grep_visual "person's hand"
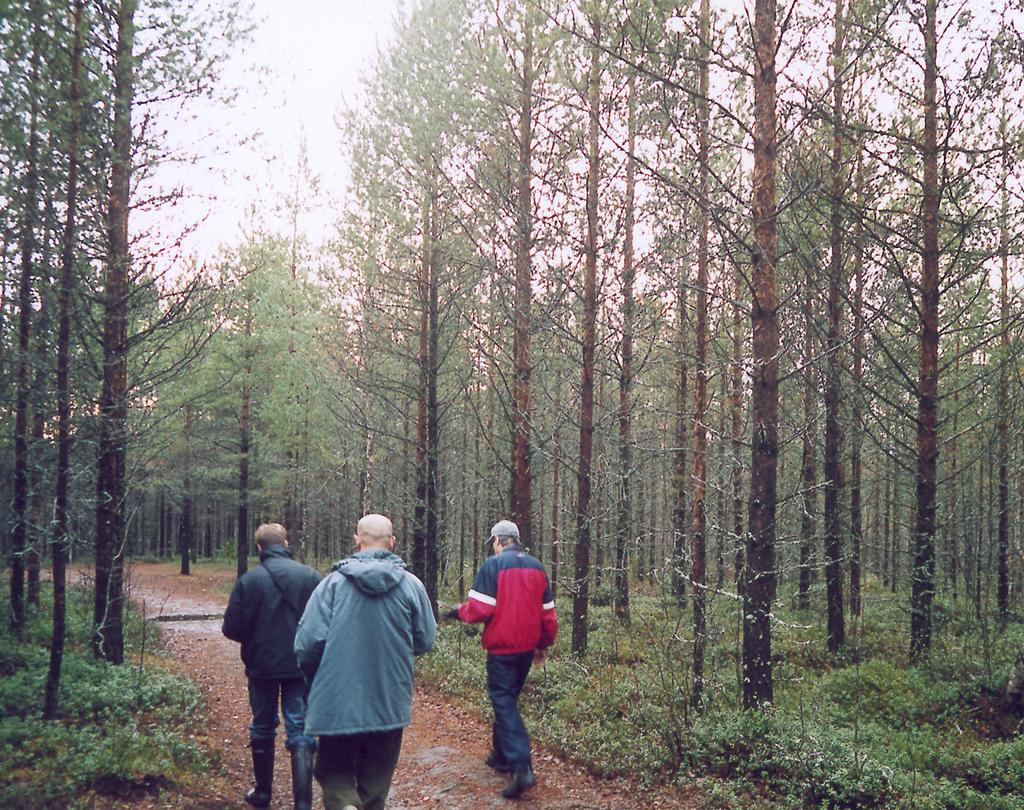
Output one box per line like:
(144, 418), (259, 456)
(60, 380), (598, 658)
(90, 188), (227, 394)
(437, 602), (461, 621)
(533, 648), (548, 665)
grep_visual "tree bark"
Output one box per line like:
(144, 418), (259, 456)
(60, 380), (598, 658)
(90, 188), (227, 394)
(882, 448), (891, 589)
(672, 291), (689, 605)
(731, 261), (745, 591)
(997, 112), (1010, 628)
(850, 144), (864, 618)
(45, 0), (85, 720)
(237, 313), (252, 578)
(426, 195), (440, 621)
(690, 0), (712, 708)
(414, 175), (440, 621)
(948, 333), (960, 601)
(614, 73), (637, 624)
(28, 292), (49, 607)
(823, 0), (847, 653)
(799, 262), (817, 612)
(911, 0), (940, 663)
(572, 19), (601, 659)
(510, 19), (534, 549)
(11, 8), (42, 633)
(743, 0), (779, 710)
(550, 385), (561, 596)
(94, 0), (137, 664)
(179, 404), (195, 576)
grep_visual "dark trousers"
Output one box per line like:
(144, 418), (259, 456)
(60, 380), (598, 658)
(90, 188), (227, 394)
(315, 728), (404, 810)
(248, 676), (315, 750)
(486, 650), (534, 771)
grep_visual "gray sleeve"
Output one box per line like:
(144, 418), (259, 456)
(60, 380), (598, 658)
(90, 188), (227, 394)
(294, 576), (335, 680)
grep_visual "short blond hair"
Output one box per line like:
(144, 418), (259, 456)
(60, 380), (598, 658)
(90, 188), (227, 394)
(255, 523), (287, 548)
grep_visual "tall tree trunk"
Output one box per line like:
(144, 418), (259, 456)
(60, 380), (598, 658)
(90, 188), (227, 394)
(743, 0), (779, 710)
(94, 0), (137, 664)
(551, 385), (561, 595)
(799, 261), (817, 612)
(614, 74), (637, 624)
(948, 333), (960, 601)
(997, 111), (1010, 628)
(510, 19), (534, 549)
(237, 370), (251, 578)
(882, 448), (891, 589)
(472, 383), (482, 576)
(414, 176), (440, 621)
(823, 0), (847, 653)
(716, 352), (729, 589)
(414, 190), (431, 585)
(850, 145), (864, 618)
(11, 10), (42, 633)
(731, 261), (745, 591)
(179, 404), (195, 576)
(973, 459), (983, 618)
(204, 504), (213, 558)
(426, 195), (440, 621)
(45, 0), (85, 720)
(911, 0), (940, 663)
(672, 292), (689, 604)
(28, 292), (49, 608)
(690, 0), (712, 708)
(892, 450), (901, 594)
(27, 176), (54, 606)
(459, 418), (468, 598)
(572, 19), (601, 659)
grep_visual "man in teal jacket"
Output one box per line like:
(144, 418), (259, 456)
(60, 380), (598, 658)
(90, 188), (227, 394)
(294, 513), (436, 810)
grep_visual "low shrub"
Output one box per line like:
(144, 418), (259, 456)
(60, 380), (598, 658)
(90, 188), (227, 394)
(0, 583), (211, 809)
(686, 710), (896, 808)
(422, 588), (1024, 808)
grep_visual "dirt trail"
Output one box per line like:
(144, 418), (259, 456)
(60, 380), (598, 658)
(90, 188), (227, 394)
(122, 561), (701, 810)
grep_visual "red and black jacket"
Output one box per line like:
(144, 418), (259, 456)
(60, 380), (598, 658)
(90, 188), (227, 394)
(457, 544), (557, 655)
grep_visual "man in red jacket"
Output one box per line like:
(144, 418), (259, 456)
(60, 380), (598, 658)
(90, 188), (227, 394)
(447, 519), (557, 799)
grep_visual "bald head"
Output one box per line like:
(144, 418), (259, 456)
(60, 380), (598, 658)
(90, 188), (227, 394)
(355, 513), (395, 550)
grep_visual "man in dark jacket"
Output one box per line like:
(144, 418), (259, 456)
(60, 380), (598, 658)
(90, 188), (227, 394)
(447, 519), (558, 799)
(294, 513), (436, 810)
(223, 523), (321, 810)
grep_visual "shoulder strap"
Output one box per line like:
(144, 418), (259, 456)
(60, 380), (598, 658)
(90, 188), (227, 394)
(261, 562), (301, 618)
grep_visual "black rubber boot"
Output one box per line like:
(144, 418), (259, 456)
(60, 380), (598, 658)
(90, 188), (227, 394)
(485, 749), (512, 773)
(501, 767), (537, 799)
(290, 744), (314, 810)
(245, 741), (274, 807)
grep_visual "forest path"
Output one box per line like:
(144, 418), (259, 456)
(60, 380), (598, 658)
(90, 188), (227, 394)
(121, 561), (702, 810)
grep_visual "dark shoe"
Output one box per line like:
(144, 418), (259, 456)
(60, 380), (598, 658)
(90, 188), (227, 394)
(290, 745), (314, 810)
(485, 749), (512, 773)
(245, 741), (274, 807)
(501, 767), (537, 799)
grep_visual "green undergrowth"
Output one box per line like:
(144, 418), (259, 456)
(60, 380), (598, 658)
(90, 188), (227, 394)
(420, 579), (1024, 809)
(0, 582), (211, 809)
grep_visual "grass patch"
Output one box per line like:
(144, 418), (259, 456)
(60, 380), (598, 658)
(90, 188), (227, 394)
(0, 580), (212, 809)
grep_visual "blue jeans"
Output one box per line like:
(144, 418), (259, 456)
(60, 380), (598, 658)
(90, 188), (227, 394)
(486, 651), (534, 771)
(247, 676), (315, 751)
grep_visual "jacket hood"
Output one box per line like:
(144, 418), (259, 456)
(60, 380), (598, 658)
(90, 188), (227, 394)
(333, 549), (406, 595)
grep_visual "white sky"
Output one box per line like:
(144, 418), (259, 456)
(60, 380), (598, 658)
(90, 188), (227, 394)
(153, 0), (405, 265)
